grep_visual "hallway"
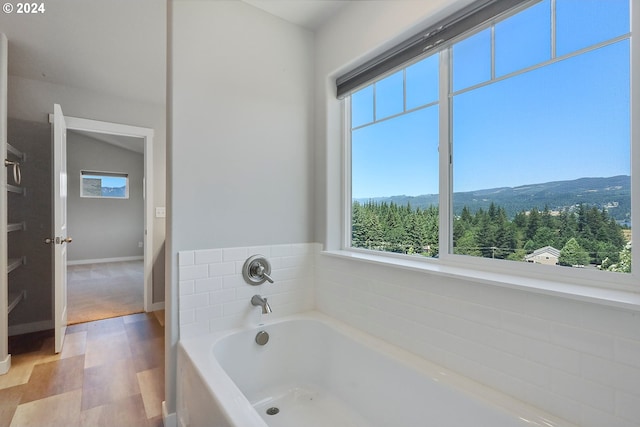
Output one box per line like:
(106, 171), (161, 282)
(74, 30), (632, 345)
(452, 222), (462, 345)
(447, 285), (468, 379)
(67, 261), (144, 324)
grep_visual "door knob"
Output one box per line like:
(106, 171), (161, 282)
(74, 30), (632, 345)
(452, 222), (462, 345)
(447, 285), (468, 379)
(44, 237), (73, 244)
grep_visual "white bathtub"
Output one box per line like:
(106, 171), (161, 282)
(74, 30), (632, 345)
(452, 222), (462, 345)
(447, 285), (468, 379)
(177, 312), (573, 427)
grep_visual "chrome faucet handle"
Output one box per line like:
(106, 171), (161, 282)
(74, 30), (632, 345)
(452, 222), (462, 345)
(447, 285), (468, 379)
(243, 255), (274, 285)
(255, 263), (274, 283)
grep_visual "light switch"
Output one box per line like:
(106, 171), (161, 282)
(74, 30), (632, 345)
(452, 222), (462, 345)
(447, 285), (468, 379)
(155, 207), (166, 218)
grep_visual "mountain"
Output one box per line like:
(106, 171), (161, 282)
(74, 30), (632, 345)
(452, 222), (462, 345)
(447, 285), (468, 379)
(102, 186), (127, 197)
(355, 175), (631, 224)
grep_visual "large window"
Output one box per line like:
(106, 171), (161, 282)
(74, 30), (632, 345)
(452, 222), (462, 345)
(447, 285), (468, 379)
(348, 0), (633, 278)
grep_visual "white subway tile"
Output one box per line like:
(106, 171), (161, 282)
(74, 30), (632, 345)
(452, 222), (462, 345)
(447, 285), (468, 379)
(195, 249), (223, 265)
(501, 311), (553, 343)
(270, 244), (293, 257)
(616, 391), (640, 424)
(223, 275), (245, 289)
(223, 247), (248, 262)
(223, 299), (253, 316)
(179, 280), (195, 296)
(521, 339), (582, 375)
(615, 337), (640, 369)
(209, 261), (236, 277)
(196, 305), (223, 322)
(179, 309), (195, 325)
(179, 264), (209, 281)
(180, 322), (209, 340)
(195, 277), (223, 293)
(551, 370), (615, 413)
(209, 289), (236, 305)
(582, 354), (640, 397)
(551, 323), (614, 359)
(580, 305), (640, 341)
(179, 293), (209, 311)
(246, 246), (271, 257)
(178, 251), (195, 266)
(580, 404), (638, 427)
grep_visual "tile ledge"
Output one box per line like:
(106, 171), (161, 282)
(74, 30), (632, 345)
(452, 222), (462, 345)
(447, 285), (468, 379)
(321, 250), (640, 312)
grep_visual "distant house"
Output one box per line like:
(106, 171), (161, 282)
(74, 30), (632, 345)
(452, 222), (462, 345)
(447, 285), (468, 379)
(525, 246), (561, 265)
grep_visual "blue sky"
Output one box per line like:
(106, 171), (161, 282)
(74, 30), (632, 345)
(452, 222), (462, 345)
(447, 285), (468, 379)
(84, 175), (126, 188)
(351, 0), (630, 199)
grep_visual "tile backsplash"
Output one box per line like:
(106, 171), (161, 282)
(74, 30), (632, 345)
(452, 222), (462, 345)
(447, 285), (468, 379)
(178, 243), (318, 339)
(178, 244), (640, 426)
(315, 254), (640, 427)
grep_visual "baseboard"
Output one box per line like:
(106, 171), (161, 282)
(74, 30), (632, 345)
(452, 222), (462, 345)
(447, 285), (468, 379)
(149, 301), (165, 311)
(67, 256), (144, 266)
(162, 401), (177, 427)
(8, 320), (53, 336)
(0, 353), (10, 375)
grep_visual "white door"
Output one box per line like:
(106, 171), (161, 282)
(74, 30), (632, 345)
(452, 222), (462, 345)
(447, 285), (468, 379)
(52, 104), (69, 353)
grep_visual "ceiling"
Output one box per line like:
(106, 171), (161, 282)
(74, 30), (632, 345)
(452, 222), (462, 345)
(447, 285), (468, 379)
(0, 0), (166, 106)
(0, 0), (343, 150)
(241, 1), (348, 30)
(0, 0), (343, 107)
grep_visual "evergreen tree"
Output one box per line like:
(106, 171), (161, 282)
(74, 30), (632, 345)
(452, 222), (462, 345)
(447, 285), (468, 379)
(559, 238), (590, 267)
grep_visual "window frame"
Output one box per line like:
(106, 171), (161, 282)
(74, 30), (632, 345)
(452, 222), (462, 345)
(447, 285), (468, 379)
(341, 0), (639, 293)
(80, 170), (130, 200)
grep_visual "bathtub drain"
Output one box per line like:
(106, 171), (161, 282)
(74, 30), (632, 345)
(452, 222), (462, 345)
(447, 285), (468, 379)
(266, 407), (280, 416)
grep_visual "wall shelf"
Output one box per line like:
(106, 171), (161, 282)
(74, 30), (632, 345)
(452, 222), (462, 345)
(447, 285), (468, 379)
(6, 184), (24, 195)
(6, 143), (25, 161)
(7, 257), (25, 274)
(7, 290), (25, 314)
(7, 222), (25, 233)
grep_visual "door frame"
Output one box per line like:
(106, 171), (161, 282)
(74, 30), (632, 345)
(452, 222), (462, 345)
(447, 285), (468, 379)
(61, 116), (154, 312)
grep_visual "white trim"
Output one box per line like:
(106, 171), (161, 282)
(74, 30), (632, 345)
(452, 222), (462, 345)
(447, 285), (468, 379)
(162, 402), (177, 427)
(50, 115), (155, 313)
(0, 353), (9, 375)
(0, 33), (8, 377)
(149, 301), (165, 312)
(8, 320), (53, 336)
(67, 256), (144, 266)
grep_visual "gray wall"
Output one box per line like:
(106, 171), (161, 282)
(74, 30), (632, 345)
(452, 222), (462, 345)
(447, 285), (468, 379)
(167, 0), (315, 414)
(67, 131), (144, 262)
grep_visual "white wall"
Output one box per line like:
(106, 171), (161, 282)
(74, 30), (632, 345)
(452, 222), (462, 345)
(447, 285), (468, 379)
(314, 1), (640, 426)
(171, 1), (314, 252)
(168, 0), (315, 416)
(67, 132), (144, 262)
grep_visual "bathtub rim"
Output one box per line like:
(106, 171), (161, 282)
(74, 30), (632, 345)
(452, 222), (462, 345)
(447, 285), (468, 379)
(178, 310), (575, 427)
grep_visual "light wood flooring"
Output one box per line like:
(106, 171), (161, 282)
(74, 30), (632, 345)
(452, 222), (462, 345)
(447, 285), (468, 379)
(0, 312), (165, 427)
(67, 261), (144, 324)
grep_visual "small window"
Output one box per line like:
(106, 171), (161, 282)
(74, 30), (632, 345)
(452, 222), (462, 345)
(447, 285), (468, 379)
(80, 171), (129, 199)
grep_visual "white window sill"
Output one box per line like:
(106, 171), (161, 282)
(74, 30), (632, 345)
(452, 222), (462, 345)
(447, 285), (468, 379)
(321, 250), (640, 312)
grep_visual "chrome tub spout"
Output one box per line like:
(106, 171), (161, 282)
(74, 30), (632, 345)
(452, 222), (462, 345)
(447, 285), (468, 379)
(251, 295), (272, 314)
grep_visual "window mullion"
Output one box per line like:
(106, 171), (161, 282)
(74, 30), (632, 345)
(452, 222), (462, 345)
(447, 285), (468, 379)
(551, 0), (556, 59)
(438, 48), (453, 257)
(631, 0), (639, 276)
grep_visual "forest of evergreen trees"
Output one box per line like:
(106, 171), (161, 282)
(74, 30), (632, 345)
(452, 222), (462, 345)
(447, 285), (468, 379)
(352, 201), (631, 272)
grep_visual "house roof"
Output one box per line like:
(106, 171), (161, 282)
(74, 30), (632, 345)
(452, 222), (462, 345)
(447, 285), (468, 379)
(525, 246), (561, 259)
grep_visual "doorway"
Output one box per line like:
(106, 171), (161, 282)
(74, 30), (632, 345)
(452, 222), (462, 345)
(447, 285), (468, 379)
(59, 115), (154, 322)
